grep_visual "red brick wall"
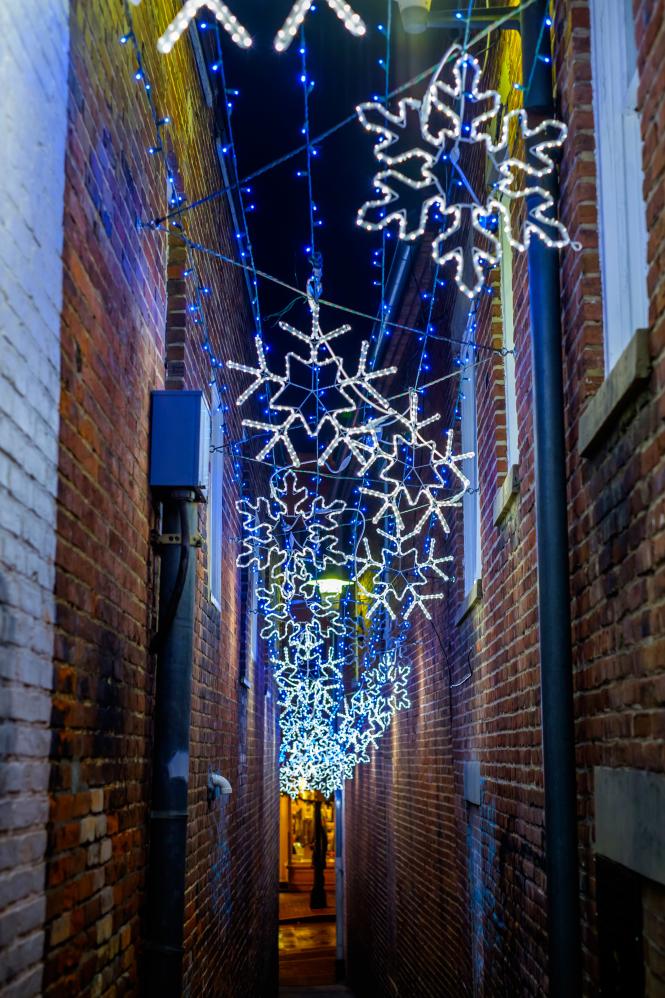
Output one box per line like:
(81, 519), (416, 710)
(345, 3), (665, 996)
(45, 1), (278, 994)
(558, 0), (665, 990)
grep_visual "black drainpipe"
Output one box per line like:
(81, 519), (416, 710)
(520, 4), (581, 995)
(145, 490), (198, 996)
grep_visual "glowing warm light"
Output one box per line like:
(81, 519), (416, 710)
(316, 577), (349, 597)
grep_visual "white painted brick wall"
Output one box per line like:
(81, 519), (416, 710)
(0, 2), (69, 993)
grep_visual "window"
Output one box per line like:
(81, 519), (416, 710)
(208, 395), (224, 608)
(456, 298), (481, 596)
(499, 210), (519, 469)
(590, 0), (649, 372)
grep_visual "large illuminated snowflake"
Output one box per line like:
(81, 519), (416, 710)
(361, 390), (473, 540)
(228, 296), (398, 467)
(237, 470), (350, 576)
(357, 45), (573, 298)
(356, 533), (453, 621)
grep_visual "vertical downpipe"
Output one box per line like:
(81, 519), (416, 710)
(145, 491), (198, 996)
(520, 4), (581, 995)
(335, 788), (345, 980)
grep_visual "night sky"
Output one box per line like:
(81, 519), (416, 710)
(219, 1), (456, 343)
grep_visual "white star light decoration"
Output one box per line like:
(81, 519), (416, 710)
(357, 46), (575, 299)
(151, 0), (366, 55)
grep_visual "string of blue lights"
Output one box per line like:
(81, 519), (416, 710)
(117, 0), (559, 796)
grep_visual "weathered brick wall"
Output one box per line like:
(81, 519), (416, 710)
(345, 3), (665, 996)
(44, 1), (278, 994)
(557, 0), (665, 990)
(0, 3), (70, 994)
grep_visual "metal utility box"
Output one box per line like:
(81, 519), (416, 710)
(149, 390), (210, 492)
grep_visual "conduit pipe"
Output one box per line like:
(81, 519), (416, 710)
(145, 491), (198, 996)
(520, 4), (581, 994)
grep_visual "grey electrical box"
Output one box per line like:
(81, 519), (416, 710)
(149, 390), (210, 492)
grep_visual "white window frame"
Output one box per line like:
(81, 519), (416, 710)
(455, 297), (481, 596)
(241, 514), (260, 687)
(499, 207), (519, 469)
(590, 0), (649, 373)
(208, 395), (224, 609)
(248, 562), (259, 667)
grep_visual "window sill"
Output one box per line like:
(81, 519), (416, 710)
(579, 328), (651, 456)
(493, 463), (520, 526)
(239, 675), (252, 690)
(455, 577), (483, 626)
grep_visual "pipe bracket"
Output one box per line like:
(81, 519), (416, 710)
(152, 531), (203, 549)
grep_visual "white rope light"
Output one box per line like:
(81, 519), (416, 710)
(274, 0), (366, 53)
(228, 295), (398, 467)
(361, 389), (473, 540)
(237, 470), (350, 576)
(279, 645), (412, 797)
(156, 0), (252, 54)
(356, 533), (453, 621)
(357, 45), (574, 299)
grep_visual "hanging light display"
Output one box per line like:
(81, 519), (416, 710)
(229, 290), (473, 796)
(118, 0), (491, 798)
(227, 295), (399, 468)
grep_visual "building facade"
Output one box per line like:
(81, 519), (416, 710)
(345, 1), (665, 996)
(0, 1), (279, 995)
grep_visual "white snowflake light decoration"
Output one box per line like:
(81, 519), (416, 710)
(356, 533), (453, 621)
(237, 470), (350, 576)
(228, 295), (398, 467)
(357, 45), (574, 298)
(278, 643), (412, 797)
(360, 389), (473, 541)
(228, 281), (474, 795)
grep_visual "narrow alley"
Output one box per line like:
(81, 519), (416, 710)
(1, 1), (665, 997)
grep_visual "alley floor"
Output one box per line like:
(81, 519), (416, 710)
(279, 988), (354, 997)
(279, 917), (337, 988)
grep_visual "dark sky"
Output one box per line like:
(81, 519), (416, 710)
(219, 1), (453, 343)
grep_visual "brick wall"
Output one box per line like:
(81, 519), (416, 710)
(558, 0), (665, 990)
(0, 3), (70, 994)
(345, 3), (665, 996)
(42, 1), (278, 994)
